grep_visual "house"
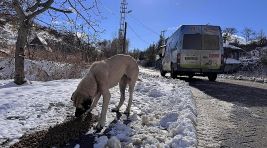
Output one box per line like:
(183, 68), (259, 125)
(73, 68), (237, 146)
(223, 43), (246, 59)
(223, 43), (244, 73)
(29, 34), (52, 52)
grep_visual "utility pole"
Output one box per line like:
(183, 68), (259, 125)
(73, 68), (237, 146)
(159, 30), (166, 57)
(118, 0), (128, 54)
(160, 30), (166, 46)
(123, 22), (127, 53)
(161, 30), (166, 39)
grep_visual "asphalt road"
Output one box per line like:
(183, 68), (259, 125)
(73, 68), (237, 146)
(180, 77), (267, 148)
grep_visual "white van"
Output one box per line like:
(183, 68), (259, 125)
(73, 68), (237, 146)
(160, 25), (224, 81)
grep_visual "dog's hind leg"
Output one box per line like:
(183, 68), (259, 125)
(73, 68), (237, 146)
(112, 75), (127, 112)
(124, 81), (135, 115)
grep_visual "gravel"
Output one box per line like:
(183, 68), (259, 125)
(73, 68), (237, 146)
(188, 77), (267, 148)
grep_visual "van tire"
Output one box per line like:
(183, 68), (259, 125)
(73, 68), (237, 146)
(170, 63), (176, 79)
(188, 74), (194, 79)
(208, 74), (217, 81)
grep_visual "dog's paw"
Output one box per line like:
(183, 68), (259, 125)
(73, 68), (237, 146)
(95, 124), (103, 133)
(123, 111), (130, 116)
(111, 108), (119, 112)
(95, 127), (103, 133)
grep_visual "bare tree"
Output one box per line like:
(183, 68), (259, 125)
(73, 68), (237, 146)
(222, 27), (238, 43)
(1, 0), (101, 85)
(257, 29), (266, 40)
(242, 27), (256, 43)
(256, 29), (267, 46)
(223, 27), (237, 35)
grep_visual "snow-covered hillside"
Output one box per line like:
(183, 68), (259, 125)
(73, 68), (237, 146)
(0, 23), (17, 46)
(0, 22), (61, 46)
(0, 67), (197, 147)
(0, 58), (86, 81)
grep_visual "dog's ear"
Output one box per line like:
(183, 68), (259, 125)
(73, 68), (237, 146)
(71, 93), (75, 101)
(83, 97), (92, 107)
(71, 93), (77, 107)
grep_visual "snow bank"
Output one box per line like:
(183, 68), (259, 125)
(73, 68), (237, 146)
(225, 58), (241, 64)
(93, 68), (197, 147)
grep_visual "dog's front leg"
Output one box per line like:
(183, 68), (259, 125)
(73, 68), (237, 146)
(89, 93), (101, 111)
(96, 90), (110, 130)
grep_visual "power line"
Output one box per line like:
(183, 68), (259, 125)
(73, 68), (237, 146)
(99, 2), (115, 16)
(98, 1), (118, 16)
(128, 23), (151, 45)
(128, 14), (160, 36)
(98, 2), (160, 38)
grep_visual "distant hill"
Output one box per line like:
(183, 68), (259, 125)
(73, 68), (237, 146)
(0, 19), (89, 54)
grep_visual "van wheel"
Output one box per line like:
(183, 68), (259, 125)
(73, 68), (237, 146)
(208, 74), (217, 81)
(188, 74), (194, 79)
(170, 63), (176, 79)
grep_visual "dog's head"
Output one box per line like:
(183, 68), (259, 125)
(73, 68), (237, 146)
(71, 92), (92, 117)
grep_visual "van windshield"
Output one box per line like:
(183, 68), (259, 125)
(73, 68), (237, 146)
(183, 34), (219, 50)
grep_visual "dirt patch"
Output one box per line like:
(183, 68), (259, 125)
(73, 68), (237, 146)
(10, 112), (97, 148)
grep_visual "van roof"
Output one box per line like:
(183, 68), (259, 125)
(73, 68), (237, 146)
(180, 25), (221, 28)
(178, 25), (221, 35)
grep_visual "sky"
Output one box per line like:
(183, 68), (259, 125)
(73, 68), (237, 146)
(96, 0), (267, 50)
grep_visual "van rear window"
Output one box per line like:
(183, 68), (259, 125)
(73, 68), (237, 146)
(183, 34), (219, 50)
(183, 34), (202, 50)
(203, 35), (219, 49)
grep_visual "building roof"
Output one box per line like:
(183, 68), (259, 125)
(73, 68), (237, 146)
(30, 34), (48, 46)
(223, 43), (242, 50)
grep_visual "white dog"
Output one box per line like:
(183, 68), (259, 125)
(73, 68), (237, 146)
(71, 54), (139, 130)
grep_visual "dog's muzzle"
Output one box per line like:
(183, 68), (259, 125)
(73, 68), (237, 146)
(75, 99), (91, 117)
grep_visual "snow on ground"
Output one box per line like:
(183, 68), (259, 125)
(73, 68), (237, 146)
(138, 67), (161, 76)
(225, 58), (241, 64)
(218, 74), (267, 83)
(0, 79), (79, 146)
(0, 67), (197, 147)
